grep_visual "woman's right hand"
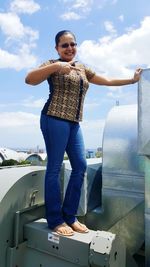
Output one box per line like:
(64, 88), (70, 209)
(57, 61), (81, 74)
(132, 68), (142, 83)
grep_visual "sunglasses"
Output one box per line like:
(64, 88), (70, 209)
(59, 42), (77, 48)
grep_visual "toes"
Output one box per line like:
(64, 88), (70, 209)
(70, 221), (89, 233)
(53, 223), (74, 236)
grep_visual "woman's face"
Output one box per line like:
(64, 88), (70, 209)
(56, 33), (77, 62)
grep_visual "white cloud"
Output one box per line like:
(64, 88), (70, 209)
(23, 97), (45, 108)
(60, 0), (117, 21)
(104, 20), (117, 34)
(0, 12), (24, 39)
(0, 112), (44, 148)
(72, 0), (93, 12)
(0, 97), (45, 109)
(0, 47), (37, 70)
(10, 0), (40, 14)
(61, 0), (93, 9)
(106, 86), (137, 102)
(60, 0), (93, 20)
(97, 0), (117, 9)
(0, 1), (39, 70)
(60, 12), (81, 20)
(0, 112), (39, 128)
(81, 119), (105, 148)
(0, 12), (38, 42)
(78, 16), (150, 78)
(84, 102), (100, 110)
(0, 111), (104, 148)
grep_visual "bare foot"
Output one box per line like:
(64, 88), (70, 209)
(70, 221), (89, 233)
(53, 223), (74, 236)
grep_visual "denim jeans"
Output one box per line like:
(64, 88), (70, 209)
(40, 114), (87, 229)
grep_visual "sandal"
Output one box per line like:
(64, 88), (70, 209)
(70, 220), (89, 233)
(53, 223), (74, 236)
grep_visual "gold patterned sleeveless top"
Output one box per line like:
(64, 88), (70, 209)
(41, 59), (95, 122)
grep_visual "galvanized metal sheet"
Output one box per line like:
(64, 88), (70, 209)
(0, 166), (45, 267)
(138, 68), (150, 155)
(0, 166), (45, 201)
(24, 219), (96, 266)
(102, 103), (145, 202)
(86, 104), (145, 256)
(145, 213), (150, 267)
(145, 157), (150, 213)
(103, 105), (144, 178)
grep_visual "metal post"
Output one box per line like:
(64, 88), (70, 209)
(144, 157), (150, 266)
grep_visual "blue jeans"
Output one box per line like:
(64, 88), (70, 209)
(40, 114), (87, 229)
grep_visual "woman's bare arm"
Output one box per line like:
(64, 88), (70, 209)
(90, 68), (142, 86)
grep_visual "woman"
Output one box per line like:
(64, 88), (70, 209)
(25, 30), (142, 236)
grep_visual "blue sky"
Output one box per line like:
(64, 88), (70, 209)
(0, 0), (150, 150)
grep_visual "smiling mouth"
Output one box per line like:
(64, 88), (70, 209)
(65, 52), (74, 55)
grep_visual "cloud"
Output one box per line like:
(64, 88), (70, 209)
(97, 0), (117, 9)
(22, 97), (45, 108)
(0, 46), (38, 70)
(81, 119), (105, 148)
(0, 12), (24, 39)
(60, 0), (93, 20)
(61, 0), (93, 9)
(0, 97), (45, 109)
(0, 112), (39, 128)
(60, 12), (81, 20)
(0, 1), (40, 70)
(72, 0), (93, 12)
(60, 0), (117, 21)
(0, 111), (104, 148)
(106, 86), (137, 103)
(104, 20), (117, 34)
(84, 102), (101, 110)
(0, 12), (39, 45)
(10, 0), (40, 14)
(0, 111), (44, 148)
(78, 16), (150, 78)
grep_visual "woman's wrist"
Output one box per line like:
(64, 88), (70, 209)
(131, 78), (136, 84)
(55, 62), (63, 72)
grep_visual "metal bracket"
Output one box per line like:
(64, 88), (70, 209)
(29, 189), (39, 207)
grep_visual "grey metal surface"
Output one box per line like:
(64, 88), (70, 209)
(138, 68), (150, 155)
(7, 242), (79, 267)
(85, 104), (145, 256)
(145, 157), (150, 215)
(137, 68), (150, 266)
(90, 230), (126, 267)
(0, 166), (45, 267)
(24, 218), (95, 266)
(22, 218), (125, 267)
(103, 104), (144, 179)
(142, 142), (150, 266)
(145, 213), (150, 267)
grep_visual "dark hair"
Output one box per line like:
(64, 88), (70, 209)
(55, 30), (76, 46)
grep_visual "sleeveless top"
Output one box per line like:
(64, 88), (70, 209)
(41, 59), (95, 122)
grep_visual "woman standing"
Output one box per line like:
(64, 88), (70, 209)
(25, 30), (141, 236)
